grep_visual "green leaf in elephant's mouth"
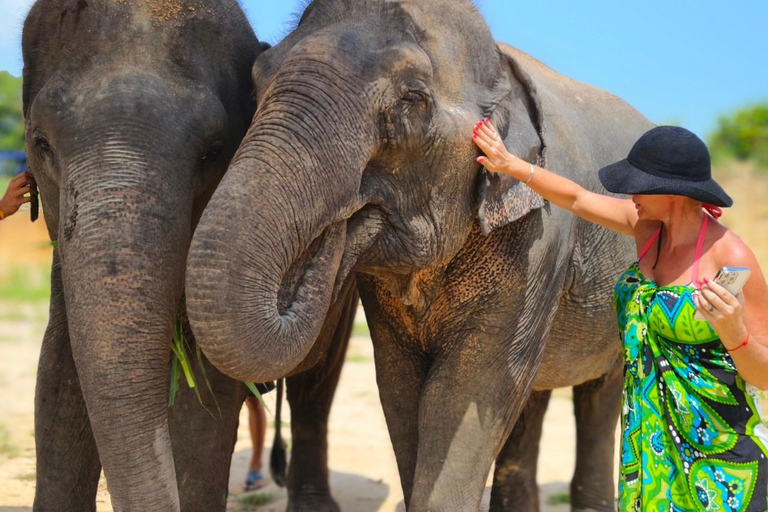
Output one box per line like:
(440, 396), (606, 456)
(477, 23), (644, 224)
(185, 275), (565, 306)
(168, 303), (266, 414)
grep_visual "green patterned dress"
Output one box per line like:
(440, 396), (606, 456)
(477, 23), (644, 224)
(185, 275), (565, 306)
(615, 217), (768, 512)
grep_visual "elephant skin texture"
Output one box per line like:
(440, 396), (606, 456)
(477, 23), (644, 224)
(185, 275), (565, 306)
(23, 1), (356, 511)
(186, 1), (654, 511)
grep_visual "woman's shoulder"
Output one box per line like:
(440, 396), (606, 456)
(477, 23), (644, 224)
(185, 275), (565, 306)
(709, 223), (758, 269)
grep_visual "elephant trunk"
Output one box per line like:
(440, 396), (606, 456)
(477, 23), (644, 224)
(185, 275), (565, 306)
(187, 101), (371, 383)
(59, 151), (193, 510)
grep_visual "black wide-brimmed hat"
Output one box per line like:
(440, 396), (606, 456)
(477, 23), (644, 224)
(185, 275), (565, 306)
(598, 126), (733, 207)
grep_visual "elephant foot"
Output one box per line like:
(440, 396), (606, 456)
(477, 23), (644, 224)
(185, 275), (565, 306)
(286, 494), (340, 512)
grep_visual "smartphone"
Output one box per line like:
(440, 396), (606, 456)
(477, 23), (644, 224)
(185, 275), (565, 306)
(694, 266), (751, 321)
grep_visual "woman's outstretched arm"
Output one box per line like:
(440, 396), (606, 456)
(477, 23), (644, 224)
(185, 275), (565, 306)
(473, 119), (638, 236)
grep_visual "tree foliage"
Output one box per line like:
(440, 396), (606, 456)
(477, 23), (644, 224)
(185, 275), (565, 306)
(709, 104), (768, 168)
(0, 71), (24, 152)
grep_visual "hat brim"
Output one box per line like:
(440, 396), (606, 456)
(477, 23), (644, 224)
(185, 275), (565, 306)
(598, 158), (733, 207)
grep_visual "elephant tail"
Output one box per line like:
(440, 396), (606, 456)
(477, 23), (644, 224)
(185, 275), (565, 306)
(269, 378), (288, 487)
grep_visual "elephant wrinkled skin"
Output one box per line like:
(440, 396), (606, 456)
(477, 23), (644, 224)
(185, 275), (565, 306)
(23, 1), (356, 510)
(187, 0), (654, 511)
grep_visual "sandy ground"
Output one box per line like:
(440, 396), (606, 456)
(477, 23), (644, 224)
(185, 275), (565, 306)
(0, 163), (766, 511)
(3, 306), (764, 512)
(0, 298), (585, 512)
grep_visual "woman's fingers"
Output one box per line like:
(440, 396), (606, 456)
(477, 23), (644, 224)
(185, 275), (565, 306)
(476, 155), (492, 170)
(476, 119), (501, 145)
(477, 156), (501, 173)
(473, 136), (502, 168)
(694, 291), (712, 317)
(473, 118), (520, 176)
(704, 279), (739, 306)
(700, 285), (731, 314)
(473, 124), (494, 146)
(474, 118), (498, 138)
(472, 131), (491, 152)
(478, 119), (497, 138)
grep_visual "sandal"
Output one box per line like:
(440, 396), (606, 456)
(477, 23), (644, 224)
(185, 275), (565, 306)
(244, 470), (267, 491)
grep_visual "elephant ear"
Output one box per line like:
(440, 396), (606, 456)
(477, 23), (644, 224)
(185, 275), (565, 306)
(476, 45), (547, 236)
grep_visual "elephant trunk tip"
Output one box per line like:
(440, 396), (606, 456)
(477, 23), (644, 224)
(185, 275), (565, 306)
(187, 220), (347, 383)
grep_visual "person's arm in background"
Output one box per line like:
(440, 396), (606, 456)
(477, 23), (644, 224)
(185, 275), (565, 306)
(0, 172), (37, 220)
(473, 118), (638, 236)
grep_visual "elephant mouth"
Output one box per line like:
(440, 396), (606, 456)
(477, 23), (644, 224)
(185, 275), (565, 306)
(337, 205), (386, 280)
(277, 221), (346, 316)
(278, 204), (386, 313)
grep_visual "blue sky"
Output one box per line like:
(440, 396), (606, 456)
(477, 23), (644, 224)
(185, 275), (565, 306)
(1, 0), (766, 139)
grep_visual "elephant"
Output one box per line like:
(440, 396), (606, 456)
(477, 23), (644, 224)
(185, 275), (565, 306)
(185, 0), (654, 511)
(22, 0), (356, 510)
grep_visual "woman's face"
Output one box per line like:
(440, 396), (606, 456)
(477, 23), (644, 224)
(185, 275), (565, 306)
(631, 194), (675, 220)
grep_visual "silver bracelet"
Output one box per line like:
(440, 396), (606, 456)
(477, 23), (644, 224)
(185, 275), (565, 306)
(525, 162), (535, 184)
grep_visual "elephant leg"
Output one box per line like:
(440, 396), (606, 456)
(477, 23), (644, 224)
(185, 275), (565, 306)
(170, 327), (250, 512)
(406, 345), (543, 512)
(284, 282), (358, 512)
(490, 390), (552, 512)
(570, 363), (623, 512)
(34, 254), (102, 512)
(369, 329), (427, 507)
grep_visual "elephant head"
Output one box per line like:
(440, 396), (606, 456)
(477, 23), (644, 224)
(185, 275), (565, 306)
(23, 0), (261, 507)
(186, 0), (545, 382)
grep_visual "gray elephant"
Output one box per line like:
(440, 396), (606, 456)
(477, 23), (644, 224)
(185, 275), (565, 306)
(186, 0), (653, 511)
(22, 0), (355, 510)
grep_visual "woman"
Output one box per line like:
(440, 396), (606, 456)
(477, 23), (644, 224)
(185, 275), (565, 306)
(473, 121), (768, 511)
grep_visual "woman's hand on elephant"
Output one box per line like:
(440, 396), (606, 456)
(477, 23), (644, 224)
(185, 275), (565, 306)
(0, 172), (37, 218)
(693, 278), (749, 348)
(472, 119), (528, 179)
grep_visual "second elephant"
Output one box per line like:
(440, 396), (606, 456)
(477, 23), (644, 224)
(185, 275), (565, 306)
(187, 0), (653, 510)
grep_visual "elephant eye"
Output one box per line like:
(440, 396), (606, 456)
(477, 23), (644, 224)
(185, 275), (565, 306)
(202, 140), (225, 164)
(33, 130), (52, 153)
(399, 90), (425, 105)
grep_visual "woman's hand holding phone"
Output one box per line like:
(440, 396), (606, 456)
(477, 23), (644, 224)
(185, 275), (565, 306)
(694, 277), (749, 348)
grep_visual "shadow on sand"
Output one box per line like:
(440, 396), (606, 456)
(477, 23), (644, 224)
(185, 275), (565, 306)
(388, 481), (574, 512)
(228, 447), (390, 511)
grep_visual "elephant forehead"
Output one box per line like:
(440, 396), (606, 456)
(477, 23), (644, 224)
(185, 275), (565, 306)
(127, 0), (215, 25)
(377, 43), (433, 75)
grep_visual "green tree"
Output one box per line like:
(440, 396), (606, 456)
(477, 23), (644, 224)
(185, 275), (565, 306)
(0, 71), (25, 152)
(708, 104), (768, 168)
